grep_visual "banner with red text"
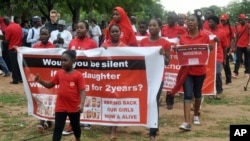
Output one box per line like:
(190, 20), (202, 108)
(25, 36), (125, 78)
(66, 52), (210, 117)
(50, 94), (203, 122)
(17, 47), (164, 128)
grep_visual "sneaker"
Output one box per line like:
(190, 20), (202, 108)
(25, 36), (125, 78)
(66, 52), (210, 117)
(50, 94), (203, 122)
(193, 116), (200, 125)
(232, 73), (238, 78)
(62, 125), (73, 135)
(166, 93), (174, 110)
(179, 122), (191, 131)
(0, 70), (3, 75)
(3, 73), (11, 77)
(83, 124), (91, 130)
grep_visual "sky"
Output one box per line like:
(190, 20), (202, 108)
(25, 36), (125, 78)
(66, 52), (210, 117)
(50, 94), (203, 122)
(159, 0), (235, 14)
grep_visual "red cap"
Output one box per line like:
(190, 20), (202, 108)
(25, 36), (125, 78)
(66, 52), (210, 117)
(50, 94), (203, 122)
(238, 14), (246, 19)
(220, 14), (229, 20)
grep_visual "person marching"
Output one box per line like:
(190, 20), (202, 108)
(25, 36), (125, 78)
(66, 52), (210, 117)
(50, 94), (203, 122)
(101, 24), (127, 141)
(140, 18), (171, 141)
(177, 12), (211, 131)
(232, 14), (250, 78)
(220, 14), (235, 84)
(34, 50), (86, 141)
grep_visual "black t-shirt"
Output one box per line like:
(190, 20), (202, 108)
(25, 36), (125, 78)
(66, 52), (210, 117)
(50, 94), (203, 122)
(45, 22), (58, 33)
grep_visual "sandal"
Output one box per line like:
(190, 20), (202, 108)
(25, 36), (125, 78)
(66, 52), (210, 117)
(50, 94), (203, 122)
(110, 136), (117, 141)
(37, 124), (44, 133)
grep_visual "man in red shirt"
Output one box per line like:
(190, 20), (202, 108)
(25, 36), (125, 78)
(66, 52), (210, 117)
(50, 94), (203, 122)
(161, 12), (186, 38)
(208, 15), (229, 98)
(3, 16), (23, 84)
(232, 14), (250, 78)
(203, 8), (215, 30)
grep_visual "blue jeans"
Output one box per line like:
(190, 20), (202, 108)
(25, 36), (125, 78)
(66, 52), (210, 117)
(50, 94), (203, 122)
(0, 56), (10, 74)
(183, 74), (206, 102)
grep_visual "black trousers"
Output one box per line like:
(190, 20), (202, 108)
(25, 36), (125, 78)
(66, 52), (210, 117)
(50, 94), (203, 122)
(8, 49), (22, 82)
(149, 82), (163, 137)
(234, 47), (250, 74)
(52, 112), (81, 141)
(223, 48), (232, 83)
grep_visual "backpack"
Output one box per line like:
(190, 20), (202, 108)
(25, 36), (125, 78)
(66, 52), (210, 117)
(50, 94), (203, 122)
(22, 29), (34, 47)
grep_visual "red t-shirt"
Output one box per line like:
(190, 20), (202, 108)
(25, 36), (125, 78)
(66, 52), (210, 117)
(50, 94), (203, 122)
(101, 40), (127, 47)
(140, 37), (171, 81)
(180, 31), (210, 75)
(203, 20), (210, 30)
(219, 24), (234, 47)
(209, 28), (228, 62)
(33, 42), (55, 48)
(140, 37), (171, 50)
(68, 37), (98, 50)
(5, 22), (22, 50)
(161, 25), (186, 38)
(52, 69), (85, 112)
(236, 24), (250, 47)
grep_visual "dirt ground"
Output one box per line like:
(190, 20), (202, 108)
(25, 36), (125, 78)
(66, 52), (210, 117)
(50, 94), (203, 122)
(1, 64), (250, 141)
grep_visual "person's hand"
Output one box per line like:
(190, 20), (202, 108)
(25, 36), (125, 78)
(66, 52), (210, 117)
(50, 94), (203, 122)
(78, 104), (84, 113)
(209, 44), (213, 51)
(159, 48), (165, 55)
(34, 74), (40, 82)
(214, 37), (219, 43)
(247, 44), (250, 51)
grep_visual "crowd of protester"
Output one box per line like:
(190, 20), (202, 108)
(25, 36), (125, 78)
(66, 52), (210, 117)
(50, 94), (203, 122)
(0, 6), (250, 141)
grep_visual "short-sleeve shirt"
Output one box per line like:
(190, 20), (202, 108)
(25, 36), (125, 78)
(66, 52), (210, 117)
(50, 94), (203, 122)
(140, 37), (171, 50)
(5, 22), (22, 50)
(180, 31), (210, 75)
(236, 24), (250, 48)
(209, 28), (228, 62)
(51, 69), (85, 112)
(33, 41), (55, 48)
(161, 25), (186, 38)
(68, 37), (98, 50)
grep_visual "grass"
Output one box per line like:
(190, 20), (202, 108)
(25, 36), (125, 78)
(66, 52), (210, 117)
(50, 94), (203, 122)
(1, 85), (250, 141)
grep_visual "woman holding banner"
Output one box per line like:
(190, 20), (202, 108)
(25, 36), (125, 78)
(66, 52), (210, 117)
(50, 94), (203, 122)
(101, 24), (127, 141)
(177, 13), (211, 131)
(140, 18), (171, 141)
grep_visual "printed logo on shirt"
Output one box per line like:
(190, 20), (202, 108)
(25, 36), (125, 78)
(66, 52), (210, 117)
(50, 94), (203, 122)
(70, 82), (75, 87)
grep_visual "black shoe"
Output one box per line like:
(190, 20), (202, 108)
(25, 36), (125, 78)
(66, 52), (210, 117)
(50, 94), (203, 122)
(225, 81), (231, 84)
(3, 73), (11, 77)
(10, 81), (18, 84)
(19, 80), (23, 83)
(166, 94), (174, 110)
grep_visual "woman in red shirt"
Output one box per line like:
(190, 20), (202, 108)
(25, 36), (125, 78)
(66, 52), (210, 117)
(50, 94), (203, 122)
(105, 6), (137, 46)
(140, 18), (171, 141)
(34, 50), (86, 141)
(102, 24), (127, 48)
(68, 21), (98, 50)
(178, 13), (210, 131)
(102, 24), (127, 141)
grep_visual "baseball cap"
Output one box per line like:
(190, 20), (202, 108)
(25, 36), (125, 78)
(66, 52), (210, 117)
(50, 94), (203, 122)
(220, 14), (229, 20)
(238, 14), (246, 19)
(58, 20), (66, 26)
(32, 16), (41, 22)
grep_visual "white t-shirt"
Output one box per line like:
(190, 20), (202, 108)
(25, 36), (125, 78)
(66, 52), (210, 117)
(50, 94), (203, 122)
(49, 30), (73, 48)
